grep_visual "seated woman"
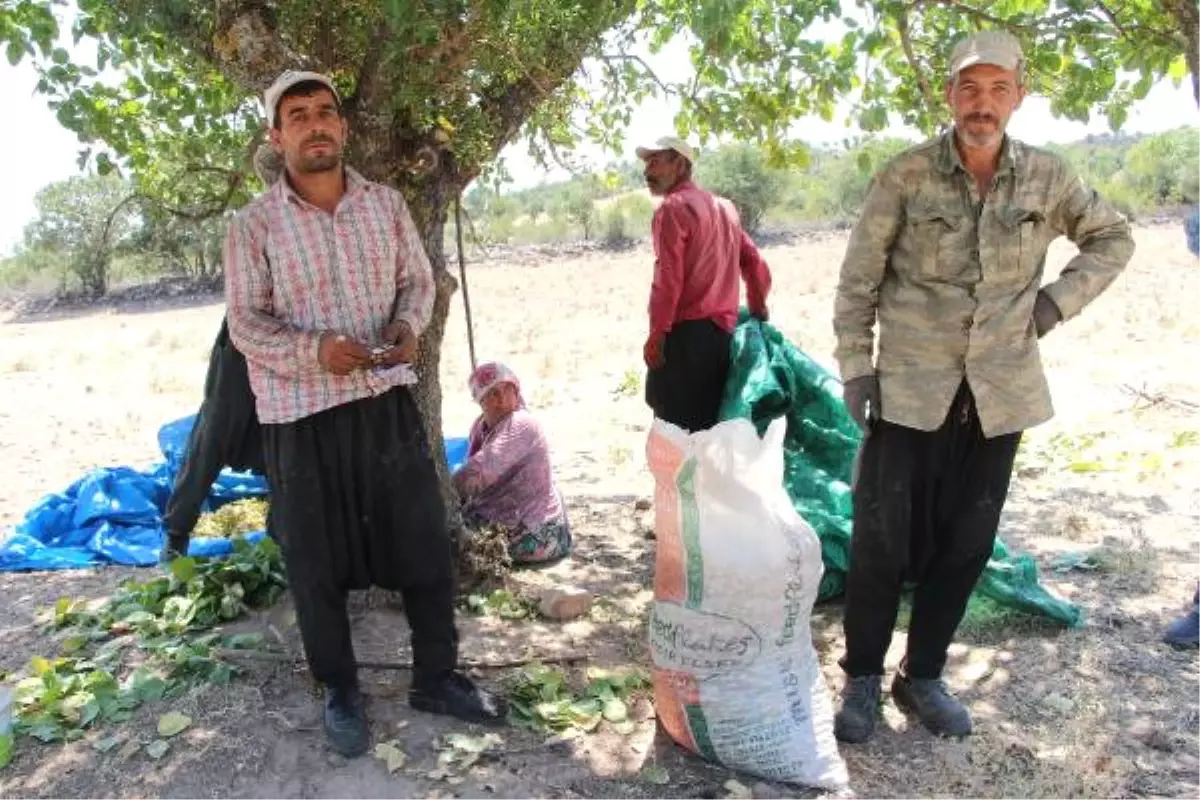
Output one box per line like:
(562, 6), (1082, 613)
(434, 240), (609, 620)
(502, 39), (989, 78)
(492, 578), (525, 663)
(453, 362), (571, 565)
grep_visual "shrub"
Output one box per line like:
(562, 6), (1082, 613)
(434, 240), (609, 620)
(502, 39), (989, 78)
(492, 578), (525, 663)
(696, 143), (785, 233)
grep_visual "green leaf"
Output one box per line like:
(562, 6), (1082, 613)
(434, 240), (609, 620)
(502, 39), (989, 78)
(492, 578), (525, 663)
(602, 698), (627, 723)
(0, 733), (12, 769)
(156, 711), (192, 737)
(1167, 55), (1188, 82)
(93, 735), (122, 753)
(25, 721), (62, 743)
(79, 698), (101, 726)
(374, 741), (408, 773)
(641, 765), (670, 785)
(5, 41), (24, 68)
(169, 557), (197, 583)
(222, 633), (264, 650)
(145, 739), (170, 759)
(443, 732), (501, 754)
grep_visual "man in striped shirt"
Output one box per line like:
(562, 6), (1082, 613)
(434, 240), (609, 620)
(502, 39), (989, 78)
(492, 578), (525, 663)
(225, 70), (505, 758)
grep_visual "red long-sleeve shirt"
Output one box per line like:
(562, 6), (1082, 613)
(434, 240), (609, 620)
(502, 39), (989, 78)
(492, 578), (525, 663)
(648, 180), (772, 336)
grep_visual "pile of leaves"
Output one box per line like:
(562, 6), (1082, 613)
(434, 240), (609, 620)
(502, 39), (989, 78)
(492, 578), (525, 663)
(462, 588), (539, 621)
(455, 524), (512, 596)
(1, 537), (286, 765)
(506, 664), (650, 735)
(191, 498), (269, 539)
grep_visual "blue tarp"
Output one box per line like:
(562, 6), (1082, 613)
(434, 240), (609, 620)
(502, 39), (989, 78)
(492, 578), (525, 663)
(0, 415), (470, 572)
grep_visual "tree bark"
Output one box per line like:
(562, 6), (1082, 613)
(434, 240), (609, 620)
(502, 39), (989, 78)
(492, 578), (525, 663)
(1163, 0), (1199, 106)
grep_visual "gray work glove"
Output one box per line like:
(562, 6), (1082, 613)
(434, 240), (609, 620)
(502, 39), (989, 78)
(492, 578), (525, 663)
(842, 374), (881, 432)
(1033, 291), (1062, 338)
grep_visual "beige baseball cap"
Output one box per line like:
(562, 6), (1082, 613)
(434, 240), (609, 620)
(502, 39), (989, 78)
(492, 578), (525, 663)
(948, 30), (1024, 78)
(264, 70), (340, 128)
(635, 135), (697, 165)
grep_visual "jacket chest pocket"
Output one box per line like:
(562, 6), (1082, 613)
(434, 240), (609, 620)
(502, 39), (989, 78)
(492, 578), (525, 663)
(904, 204), (969, 280)
(996, 206), (1047, 280)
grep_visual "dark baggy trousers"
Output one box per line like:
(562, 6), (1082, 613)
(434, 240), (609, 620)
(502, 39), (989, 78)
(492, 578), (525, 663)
(163, 317), (269, 538)
(261, 387), (458, 690)
(841, 381), (1022, 680)
(644, 318), (733, 433)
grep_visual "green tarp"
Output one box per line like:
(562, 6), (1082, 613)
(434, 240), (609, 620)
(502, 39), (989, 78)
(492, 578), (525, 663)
(718, 313), (1083, 628)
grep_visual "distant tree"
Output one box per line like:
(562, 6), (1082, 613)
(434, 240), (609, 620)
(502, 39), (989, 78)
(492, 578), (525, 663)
(563, 181), (597, 240)
(697, 144), (785, 233)
(23, 174), (138, 296)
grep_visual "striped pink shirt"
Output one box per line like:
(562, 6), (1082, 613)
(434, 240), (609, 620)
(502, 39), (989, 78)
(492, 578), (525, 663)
(224, 168), (435, 424)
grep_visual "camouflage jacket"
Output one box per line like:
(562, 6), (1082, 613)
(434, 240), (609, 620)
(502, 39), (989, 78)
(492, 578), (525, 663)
(833, 131), (1135, 437)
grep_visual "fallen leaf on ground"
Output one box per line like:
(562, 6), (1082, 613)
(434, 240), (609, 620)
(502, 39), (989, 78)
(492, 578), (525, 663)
(157, 711), (192, 737)
(641, 764), (670, 785)
(373, 741), (407, 774)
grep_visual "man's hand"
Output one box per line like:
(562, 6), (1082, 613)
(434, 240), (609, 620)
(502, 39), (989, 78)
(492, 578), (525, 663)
(842, 374), (881, 432)
(643, 331), (666, 370)
(318, 333), (372, 376)
(1033, 291), (1062, 339)
(751, 305), (770, 323)
(376, 321), (419, 367)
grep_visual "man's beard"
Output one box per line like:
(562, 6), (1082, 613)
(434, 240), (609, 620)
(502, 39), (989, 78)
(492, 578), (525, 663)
(958, 113), (1005, 148)
(293, 137), (342, 173)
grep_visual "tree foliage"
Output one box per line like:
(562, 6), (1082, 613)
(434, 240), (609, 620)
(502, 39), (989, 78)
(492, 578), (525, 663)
(3, 0), (1195, 207)
(3, 0), (1194, 499)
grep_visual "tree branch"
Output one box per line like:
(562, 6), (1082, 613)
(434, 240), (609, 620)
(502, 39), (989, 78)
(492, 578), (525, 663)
(895, 8), (941, 125)
(467, 72), (565, 188)
(210, 0), (311, 92)
(345, 37), (387, 121)
(906, 0), (1039, 31)
(1162, 0), (1200, 105)
(596, 52), (672, 95)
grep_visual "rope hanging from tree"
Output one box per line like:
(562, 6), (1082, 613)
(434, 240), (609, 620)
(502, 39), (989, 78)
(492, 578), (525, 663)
(454, 193), (478, 373)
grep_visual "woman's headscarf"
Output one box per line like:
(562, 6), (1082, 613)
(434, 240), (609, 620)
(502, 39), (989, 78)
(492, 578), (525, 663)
(468, 361), (525, 407)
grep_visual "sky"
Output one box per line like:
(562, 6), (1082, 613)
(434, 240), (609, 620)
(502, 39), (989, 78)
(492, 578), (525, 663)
(1, 25), (1198, 257)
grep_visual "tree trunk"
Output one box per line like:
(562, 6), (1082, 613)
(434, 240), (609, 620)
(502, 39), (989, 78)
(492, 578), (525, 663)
(409, 198), (464, 535)
(1164, 0), (1200, 105)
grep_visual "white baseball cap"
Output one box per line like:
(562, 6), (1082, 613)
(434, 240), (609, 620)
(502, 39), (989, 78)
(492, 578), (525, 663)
(635, 135), (697, 165)
(264, 70), (341, 128)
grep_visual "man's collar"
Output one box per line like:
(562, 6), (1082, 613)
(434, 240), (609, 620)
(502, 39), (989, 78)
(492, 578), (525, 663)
(936, 129), (1020, 176)
(275, 165), (370, 205)
(667, 178), (696, 195)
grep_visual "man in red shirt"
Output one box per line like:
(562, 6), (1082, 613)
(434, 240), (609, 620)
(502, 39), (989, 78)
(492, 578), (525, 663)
(636, 136), (772, 432)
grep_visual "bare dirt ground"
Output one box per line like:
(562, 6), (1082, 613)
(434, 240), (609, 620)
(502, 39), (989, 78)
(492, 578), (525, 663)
(0, 222), (1197, 799)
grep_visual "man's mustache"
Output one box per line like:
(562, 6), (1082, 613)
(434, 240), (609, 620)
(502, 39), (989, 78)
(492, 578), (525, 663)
(966, 113), (998, 125)
(304, 134), (337, 146)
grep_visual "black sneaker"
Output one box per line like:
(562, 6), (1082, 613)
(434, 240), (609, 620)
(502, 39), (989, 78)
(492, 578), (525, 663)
(409, 671), (508, 726)
(324, 685), (370, 757)
(159, 531), (190, 564)
(891, 673), (971, 737)
(834, 674), (882, 743)
(1162, 589), (1200, 649)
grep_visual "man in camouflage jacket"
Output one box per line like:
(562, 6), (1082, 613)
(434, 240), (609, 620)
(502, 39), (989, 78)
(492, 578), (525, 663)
(831, 30), (1135, 743)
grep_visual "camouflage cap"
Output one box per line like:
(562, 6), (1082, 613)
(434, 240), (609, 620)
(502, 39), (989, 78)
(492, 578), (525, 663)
(948, 30), (1024, 78)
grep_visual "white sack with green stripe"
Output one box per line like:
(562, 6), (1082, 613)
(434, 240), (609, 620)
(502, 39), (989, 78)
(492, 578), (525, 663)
(646, 416), (848, 791)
